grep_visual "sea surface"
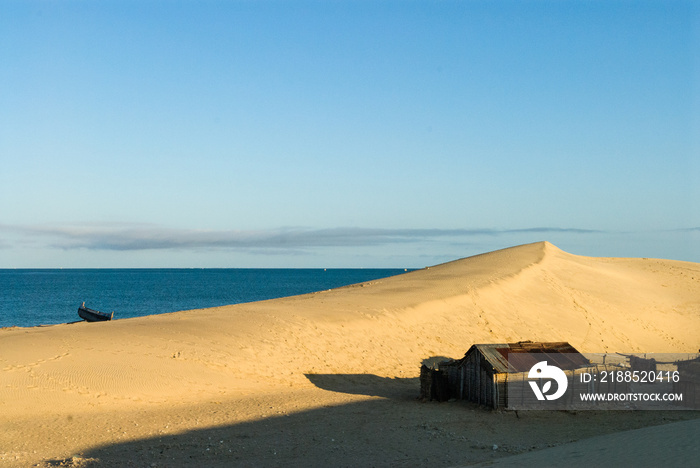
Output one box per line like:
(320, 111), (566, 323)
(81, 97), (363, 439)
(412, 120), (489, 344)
(0, 268), (411, 328)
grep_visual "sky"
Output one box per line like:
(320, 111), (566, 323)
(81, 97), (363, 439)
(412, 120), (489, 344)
(1, 0), (698, 268)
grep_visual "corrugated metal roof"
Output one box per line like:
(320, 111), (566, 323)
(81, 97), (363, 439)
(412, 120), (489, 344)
(461, 341), (588, 373)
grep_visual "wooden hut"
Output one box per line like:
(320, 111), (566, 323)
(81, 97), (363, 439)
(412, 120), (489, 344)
(420, 341), (587, 409)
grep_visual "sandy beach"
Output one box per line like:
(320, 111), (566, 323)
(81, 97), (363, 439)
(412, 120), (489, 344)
(1, 241), (698, 467)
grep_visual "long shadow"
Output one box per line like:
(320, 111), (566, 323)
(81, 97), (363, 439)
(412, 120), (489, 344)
(66, 371), (700, 468)
(76, 397), (484, 468)
(304, 373), (418, 399)
(73, 399), (699, 468)
(301, 354), (454, 399)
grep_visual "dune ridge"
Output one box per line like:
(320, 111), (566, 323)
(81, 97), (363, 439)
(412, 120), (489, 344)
(1, 241), (698, 466)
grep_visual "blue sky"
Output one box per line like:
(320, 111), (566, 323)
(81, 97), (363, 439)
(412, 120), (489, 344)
(1, 0), (698, 267)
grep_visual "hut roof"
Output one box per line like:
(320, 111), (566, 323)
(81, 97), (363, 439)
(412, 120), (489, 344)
(462, 341), (588, 373)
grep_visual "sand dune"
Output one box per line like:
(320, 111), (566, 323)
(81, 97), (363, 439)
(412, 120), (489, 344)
(1, 242), (698, 466)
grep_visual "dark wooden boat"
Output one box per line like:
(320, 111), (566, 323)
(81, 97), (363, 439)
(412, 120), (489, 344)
(78, 302), (114, 322)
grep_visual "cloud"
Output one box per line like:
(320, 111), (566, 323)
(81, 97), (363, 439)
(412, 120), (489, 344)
(505, 227), (605, 234)
(0, 223), (604, 252)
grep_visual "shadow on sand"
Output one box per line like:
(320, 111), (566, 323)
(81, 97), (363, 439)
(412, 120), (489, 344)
(304, 373), (418, 398)
(64, 369), (697, 468)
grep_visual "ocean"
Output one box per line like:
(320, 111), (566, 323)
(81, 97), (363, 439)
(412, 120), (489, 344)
(0, 268), (410, 328)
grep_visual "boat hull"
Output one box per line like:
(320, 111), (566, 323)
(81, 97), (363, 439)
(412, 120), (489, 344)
(78, 305), (114, 322)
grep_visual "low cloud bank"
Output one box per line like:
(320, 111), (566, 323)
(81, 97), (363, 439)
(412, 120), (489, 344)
(0, 223), (602, 252)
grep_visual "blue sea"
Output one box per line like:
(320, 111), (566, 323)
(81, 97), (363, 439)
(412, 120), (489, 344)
(0, 269), (410, 328)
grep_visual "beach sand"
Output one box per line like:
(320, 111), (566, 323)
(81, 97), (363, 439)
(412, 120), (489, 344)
(1, 241), (698, 467)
